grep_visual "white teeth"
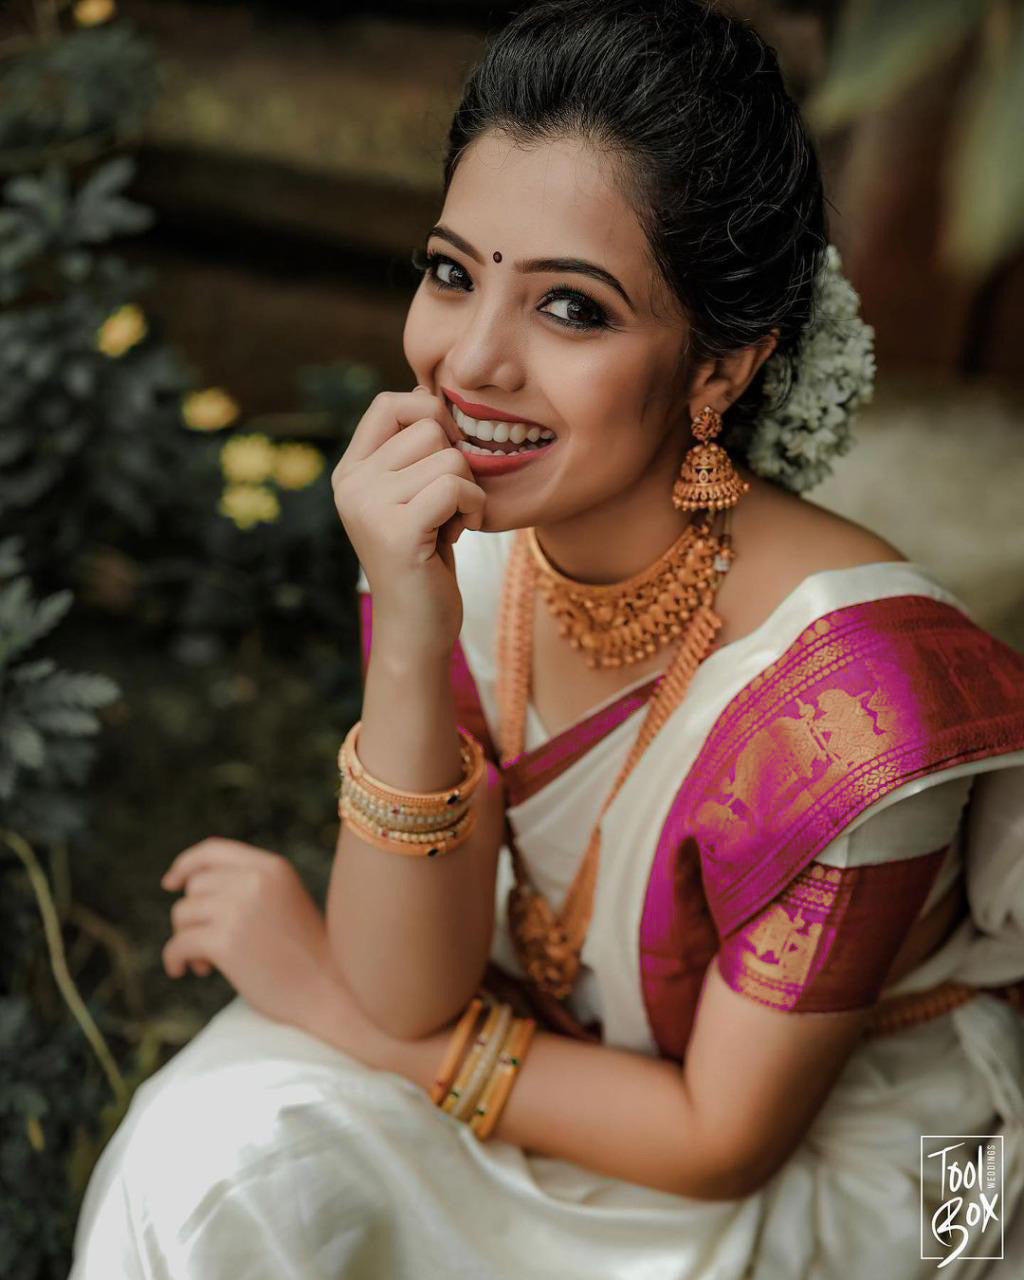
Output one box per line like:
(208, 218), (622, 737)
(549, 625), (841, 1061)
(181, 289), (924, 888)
(449, 400), (556, 444)
(456, 440), (547, 457)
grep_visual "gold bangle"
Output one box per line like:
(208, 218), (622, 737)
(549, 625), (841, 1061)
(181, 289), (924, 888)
(470, 1017), (537, 1141)
(343, 781), (470, 833)
(336, 720), (484, 856)
(338, 789), (477, 856)
(441, 998), (505, 1118)
(430, 996), (485, 1105)
(339, 782), (471, 838)
(338, 721), (485, 811)
(467, 1018), (521, 1138)
(451, 1002), (513, 1123)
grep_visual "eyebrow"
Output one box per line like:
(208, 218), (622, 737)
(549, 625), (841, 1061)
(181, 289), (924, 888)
(426, 224), (635, 311)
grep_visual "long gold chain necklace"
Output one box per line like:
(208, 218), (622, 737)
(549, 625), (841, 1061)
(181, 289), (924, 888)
(495, 512), (734, 1001)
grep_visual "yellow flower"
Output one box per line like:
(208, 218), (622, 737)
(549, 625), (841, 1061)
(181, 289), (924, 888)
(95, 304), (146, 357)
(218, 483), (281, 530)
(25, 1113), (45, 1153)
(74, 0), (116, 25)
(272, 442), (325, 490)
(220, 434), (276, 485)
(182, 387), (240, 433)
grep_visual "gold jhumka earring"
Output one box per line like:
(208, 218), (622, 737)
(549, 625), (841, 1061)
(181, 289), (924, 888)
(497, 405), (751, 1004)
(671, 404), (750, 512)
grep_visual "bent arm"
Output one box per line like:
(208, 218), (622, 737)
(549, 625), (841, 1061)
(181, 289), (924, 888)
(326, 600), (506, 1041)
(312, 958), (872, 1201)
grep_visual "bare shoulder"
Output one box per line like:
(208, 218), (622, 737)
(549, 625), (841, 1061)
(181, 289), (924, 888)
(738, 472), (907, 575)
(713, 473), (908, 650)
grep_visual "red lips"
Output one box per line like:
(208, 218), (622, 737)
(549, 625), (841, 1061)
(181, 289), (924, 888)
(440, 386), (546, 428)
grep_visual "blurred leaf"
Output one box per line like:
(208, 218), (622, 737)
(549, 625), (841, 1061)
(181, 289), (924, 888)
(806, 0), (989, 130)
(3, 167), (71, 227)
(944, 4), (1024, 274)
(0, 578), (74, 664)
(31, 709), (101, 735)
(72, 156), (153, 242)
(6, 721), (46, 769)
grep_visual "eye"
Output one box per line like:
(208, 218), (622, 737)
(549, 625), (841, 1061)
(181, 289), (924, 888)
(411, 247), (470, 292)
(410, 247), (612, 333)
(540, 289), (609, 332)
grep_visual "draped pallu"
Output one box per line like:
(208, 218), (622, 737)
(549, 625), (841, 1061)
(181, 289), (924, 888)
(640, 594), (1024, 1060)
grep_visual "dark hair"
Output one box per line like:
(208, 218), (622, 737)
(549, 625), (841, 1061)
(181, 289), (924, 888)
(442, 0), (828, 459)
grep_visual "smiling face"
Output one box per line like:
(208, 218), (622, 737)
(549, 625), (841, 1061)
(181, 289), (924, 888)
(403, 130), (697, 535)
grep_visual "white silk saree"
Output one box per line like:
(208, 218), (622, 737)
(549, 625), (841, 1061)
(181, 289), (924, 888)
(71, 529), (1024, 1278)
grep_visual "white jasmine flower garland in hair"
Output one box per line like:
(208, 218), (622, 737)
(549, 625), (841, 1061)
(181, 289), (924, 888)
(747, 244), (875, 493)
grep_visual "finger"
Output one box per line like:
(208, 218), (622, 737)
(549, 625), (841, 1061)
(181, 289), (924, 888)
(162, 839), (276, 891)
(160, 867), (227, 903)
(370, 415), (459, 475)
(162, 925), (218, 980)
(383, 440), (473, 505)
(439, 514), (466, 546)
(178, 867), (229, 898)
(404, 473), (486, 542)
(170, 895), (217, 931)
(341, 389), (456, 468)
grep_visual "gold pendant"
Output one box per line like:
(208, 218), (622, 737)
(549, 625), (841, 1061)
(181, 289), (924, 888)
(507, 882), (580, 1001)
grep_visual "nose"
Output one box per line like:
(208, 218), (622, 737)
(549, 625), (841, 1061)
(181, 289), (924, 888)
(443, 296), (524, 396)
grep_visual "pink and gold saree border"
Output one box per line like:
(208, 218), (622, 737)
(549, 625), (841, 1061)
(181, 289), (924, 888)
(640, 595), (1024, 1059)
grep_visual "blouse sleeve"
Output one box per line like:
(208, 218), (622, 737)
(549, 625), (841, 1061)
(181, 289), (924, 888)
(715, 771), (974, 1014)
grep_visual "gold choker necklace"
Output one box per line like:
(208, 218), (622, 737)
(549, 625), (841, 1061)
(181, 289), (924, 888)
(525, 515), (734, 670)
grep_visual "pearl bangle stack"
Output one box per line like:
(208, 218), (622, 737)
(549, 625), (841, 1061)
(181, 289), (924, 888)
(337, 720), (485, 857)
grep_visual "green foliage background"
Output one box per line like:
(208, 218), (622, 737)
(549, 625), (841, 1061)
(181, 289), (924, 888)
(0, 12), (375, 1277)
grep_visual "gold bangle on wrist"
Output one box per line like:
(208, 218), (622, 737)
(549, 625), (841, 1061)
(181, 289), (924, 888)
(430, 996), (485, 1105)
(430, 995), (534, 1140)
(470, 1017), (537, 1141)
(452, 1001), (513, 1122)
(338, 721), (485, 809)
(440, 998), (510, 1119)
(343, 785), (470, 834)
(336, 720), (485, 857)
(339, 789), (477, 856)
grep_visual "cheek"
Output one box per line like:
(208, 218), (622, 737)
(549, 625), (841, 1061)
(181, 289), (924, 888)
(399, 290), (432, 371)
(402, 289), (447, 376)
(561, 355), (657, 454)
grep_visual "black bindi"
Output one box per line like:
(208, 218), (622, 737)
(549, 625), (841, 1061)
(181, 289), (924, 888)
(492, 251), (502, 263)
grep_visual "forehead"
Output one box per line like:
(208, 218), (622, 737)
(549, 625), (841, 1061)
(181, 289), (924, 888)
(443, 131), (667, 312)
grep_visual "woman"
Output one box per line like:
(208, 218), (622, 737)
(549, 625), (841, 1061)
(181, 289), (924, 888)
(71, 2), (1024, 1276)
